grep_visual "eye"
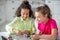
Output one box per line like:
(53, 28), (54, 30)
(22, 13), (26, 15)
(22, 13), (24, 15)
(22, 13), (29, 16)
(26, 13), (29, 15)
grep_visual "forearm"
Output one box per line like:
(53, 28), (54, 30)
(6, 25), (13, 34)
(40, 34), (56, 39)
(40, 29), (57, 39)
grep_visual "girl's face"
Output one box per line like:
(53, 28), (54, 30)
(35, 11), (47, 22)
(21, 9), (29, 20)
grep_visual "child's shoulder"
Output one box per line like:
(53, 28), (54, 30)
(49, 18), (57, 23)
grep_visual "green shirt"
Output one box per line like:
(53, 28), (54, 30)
(6, 16), (35, 35)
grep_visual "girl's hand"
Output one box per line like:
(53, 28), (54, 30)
(38, 32), (42, 35)
(23, 30), (30, 34)
(12, 28), (23, 35)
(36, 31), (42, 35)
(31, 34), (40, 40)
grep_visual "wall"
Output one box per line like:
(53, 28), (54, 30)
(5, 0), (22, 22)
(0, 1), (6, 25)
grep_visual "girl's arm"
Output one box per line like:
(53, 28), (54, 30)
(39, 29), (57, 39)
(39, 20), (58, 39)
(12, 28), (24, 35)
(5, 17), (18, 34)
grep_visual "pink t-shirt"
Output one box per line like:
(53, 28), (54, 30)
(38, 18), (58, 36)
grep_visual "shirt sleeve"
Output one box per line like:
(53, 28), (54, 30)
(50, 19), (57, 29)
(5, 17), (18, 34)
(31, 19), (36, 34)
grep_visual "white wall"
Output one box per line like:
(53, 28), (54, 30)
(5, 0), (22, 22)
(0, 1), (6, 25)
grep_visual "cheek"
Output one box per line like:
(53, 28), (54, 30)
(27, 14), (29, 17)
(23, 15), (27, 18)
(25, 14), (29, 17)
(40, 17), (43, 20)
(40, 17), (45, 22)
(35, 14), (39, 18)
(21, 13), (23, 16)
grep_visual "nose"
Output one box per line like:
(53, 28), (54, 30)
(24, 15), (27, 17)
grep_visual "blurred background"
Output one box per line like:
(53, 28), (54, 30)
(0, 0), (60, 39)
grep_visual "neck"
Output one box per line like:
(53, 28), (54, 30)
(44, 18), (49, 23)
